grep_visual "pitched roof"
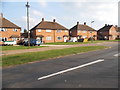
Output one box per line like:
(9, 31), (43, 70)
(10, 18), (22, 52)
(31, 21), (68, 30)
(0, 17), (21, 28)
(70, 24), (96, 31)
(115, 27), (120, 32)
(98, 25), (113, 32)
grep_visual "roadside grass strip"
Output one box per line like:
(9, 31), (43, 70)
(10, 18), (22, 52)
(2, 46), (108, 67)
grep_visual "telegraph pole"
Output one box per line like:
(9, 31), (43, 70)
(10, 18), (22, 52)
(26, 2), (30, 46)
(91, 21), (94, 43)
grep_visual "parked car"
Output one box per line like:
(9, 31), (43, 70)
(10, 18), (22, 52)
(23, 39), (42, 46)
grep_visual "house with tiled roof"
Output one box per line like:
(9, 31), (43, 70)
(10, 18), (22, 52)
(30, 18), (69, 43)
(97, 24), (119, 40)
(69, 22), (97, 41)
(0, 14), (21, 44)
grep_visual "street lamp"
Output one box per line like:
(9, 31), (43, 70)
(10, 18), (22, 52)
(26, 2), (30, 47)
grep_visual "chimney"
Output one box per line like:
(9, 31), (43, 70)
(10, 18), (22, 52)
(105, 24), (107, 26)
(84, 22), (86, 25)
(53, 19), (56, 22)
(77, 22), (79, 25)
(0, 13), (3, 18)
(115, 25), (117, 27)
(42, 18), (44, 21)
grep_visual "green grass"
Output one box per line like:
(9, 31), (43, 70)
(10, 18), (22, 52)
(44, 41), (105, 45)
(2, 46), (108, 67)
(44, 40), (120, 45)
(1, 46), (46, 51)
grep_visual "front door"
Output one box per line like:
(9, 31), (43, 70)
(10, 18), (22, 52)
(64, 37), (68, 42)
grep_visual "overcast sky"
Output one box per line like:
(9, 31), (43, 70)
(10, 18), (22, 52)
(1, 0), (119, 32)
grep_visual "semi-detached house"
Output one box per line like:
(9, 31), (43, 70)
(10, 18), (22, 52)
(0, 15), (21, 45)
(30, 18), (69, 43)
(69, 22), (97, 41)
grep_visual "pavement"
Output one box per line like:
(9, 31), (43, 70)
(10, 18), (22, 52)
(1, 42), (117, 56)
(2, 41), (119, 88)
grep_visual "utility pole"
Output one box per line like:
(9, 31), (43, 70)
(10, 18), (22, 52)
(91, 21), (94, 43)
(26, 2), (30, 46)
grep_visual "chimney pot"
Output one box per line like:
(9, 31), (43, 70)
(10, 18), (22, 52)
(53, 19), (56, 22)
(84, 22), (86, 25)
(0, 13), (3, 18)
(77, 22), (79, 25)
(42, 18), (44, 21)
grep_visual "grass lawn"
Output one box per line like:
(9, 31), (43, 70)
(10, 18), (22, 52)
(44, 40), (105, 45)
(2, 46), (108, 67)
(44, 40), (120, 45)
(1, 46), (46, 51)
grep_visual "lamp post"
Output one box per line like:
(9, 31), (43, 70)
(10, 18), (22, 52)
(91, 21), (94, 43)
(26, 2), (30, 47)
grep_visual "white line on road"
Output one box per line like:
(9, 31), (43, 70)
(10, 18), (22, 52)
(114, 53), (120, 57)
(38, 59), (104, 80)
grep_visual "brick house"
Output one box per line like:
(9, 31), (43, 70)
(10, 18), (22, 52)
(30, 18), (69, 43)
(0, 15), (21, 44)
(69, 22), (97, 41)
(97, 24), (119, 40)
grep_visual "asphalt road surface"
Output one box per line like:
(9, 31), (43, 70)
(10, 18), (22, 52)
(2, 42), (119, 88)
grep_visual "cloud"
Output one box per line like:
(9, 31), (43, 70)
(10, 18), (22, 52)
(38, 0), (47, 7)
(31, 9), (44, 17)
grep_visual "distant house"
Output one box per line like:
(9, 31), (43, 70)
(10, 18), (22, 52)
(69, 22), (97, 41)
(97, 24), (119, 40)
(30, 18), (69, 43)
(0, 14), (21, 45)
(21, 33), (28, 40)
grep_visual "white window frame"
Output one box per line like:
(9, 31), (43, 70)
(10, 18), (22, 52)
(13, 28), (18, 32)
(57, 30), (62, 33)
(65, 30), (68, 32)
(78, 30), (81, 32)
(46, 30), (51, 32)
(12, 38), (18, 41)
(0, 37), (7, 42)
(0, 28), (7, 32)
(38, 29), (41, 32)
(57, 36), (62, 40)
(83, 31), (86, 33)
(46, 36), (52, 40)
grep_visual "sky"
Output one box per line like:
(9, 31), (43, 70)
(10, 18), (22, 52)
(1, 0), (119, 32)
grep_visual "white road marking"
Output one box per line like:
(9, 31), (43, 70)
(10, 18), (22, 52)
(114, 53), (120, 57)
(38, 59), (104, 80)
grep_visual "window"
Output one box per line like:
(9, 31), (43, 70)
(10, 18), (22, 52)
(46, 30), (51, 32)
(78, 30), (81, 32)
(57, 36), (62, 40)
(83, 31), (86, 33)
(38, 29), (41, 32)
(12, 38), (18, 41)
(65, 30), (68, 32)
(57, 30), (62, 33)
(13, 28), (18, 32)
(0, 37), (7, 42)
(46, 36), (52, 40)
(0, 28), (7, 32)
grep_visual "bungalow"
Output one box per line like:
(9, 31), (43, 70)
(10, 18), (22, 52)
(0, 14), (21, 45)
(69, 22), (97, 42)
(97, 24), (119, 40)
(30, 18), (69, 43)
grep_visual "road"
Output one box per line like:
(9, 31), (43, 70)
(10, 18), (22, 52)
(2, 42), (119, 88)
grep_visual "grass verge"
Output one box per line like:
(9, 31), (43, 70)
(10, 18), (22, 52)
(2, 46), (108, 67)
(1, 46), (46, 51)
(44, 40), (120, 45)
